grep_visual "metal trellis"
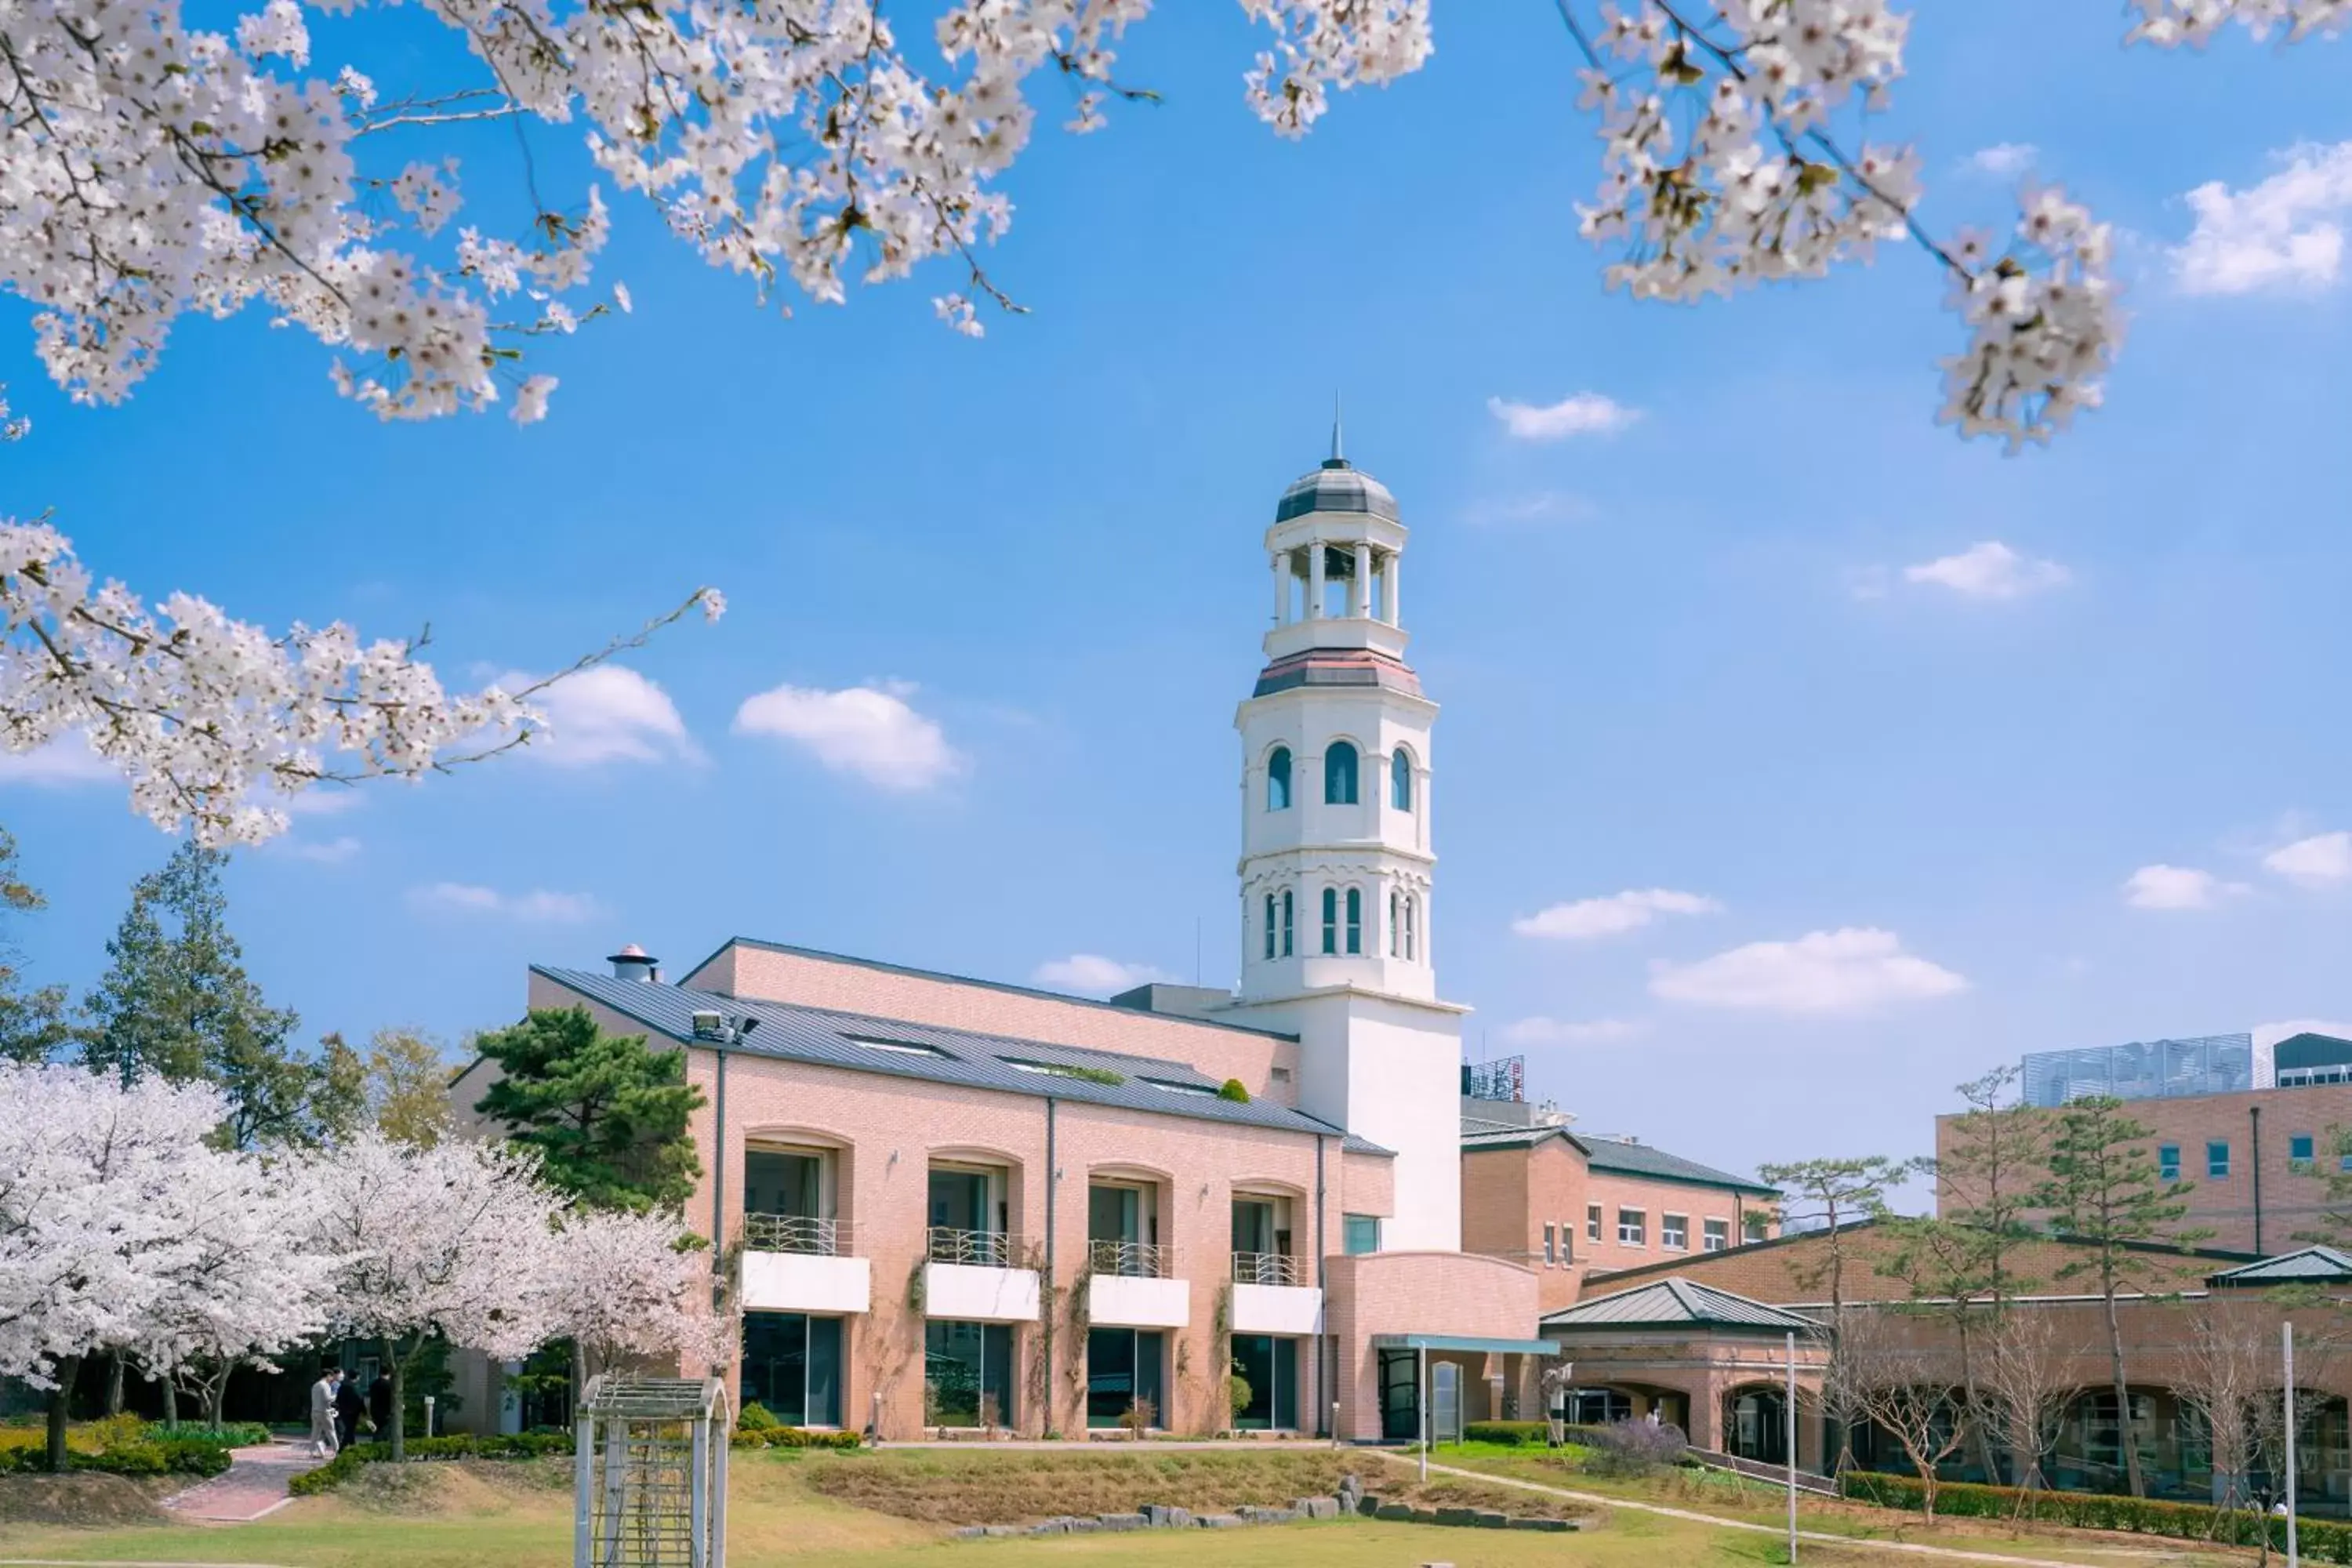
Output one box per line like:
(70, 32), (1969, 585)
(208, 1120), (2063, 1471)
(575, 1376), (729, 1568)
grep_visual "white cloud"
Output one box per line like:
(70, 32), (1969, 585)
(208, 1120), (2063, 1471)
(1486, 392), (1641, 441)
(0, 735), (115, 786)
(508, 665), (703, 768)
(1964, 143), (2038, 179)
(734, 680), (962, 792)
(2122, 863), (2245, 911)
(291, 836), (362, 865)
(407, 882), (603, 923)
(2256, 1018), (2352, 1051)
(285, 787), (365, 817)
(2174, 140), (2352, 296)
(1031, 953), (1171, 996)
(1513, 888), (1722, 941)
(1649, 927), (1967, 1014)
(1904, 541), (2071, 600)
(1460, 492), (1597, 528)
(1498, 1016), (1648, 1047)
(2265, 831), (2352, 887)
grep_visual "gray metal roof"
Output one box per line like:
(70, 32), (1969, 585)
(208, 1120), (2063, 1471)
(1461, 1123), (1775, 1196)
(1543, 1277), (1817, 1335)
(1275, 459), (1400, 524)
(2209, 1245), (2352, 1287)
(535, 967), (1390, 1155)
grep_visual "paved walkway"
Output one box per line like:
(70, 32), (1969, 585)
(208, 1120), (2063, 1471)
(155, 1440), (326, 1525)
(1377, 1452), (2167, 1568)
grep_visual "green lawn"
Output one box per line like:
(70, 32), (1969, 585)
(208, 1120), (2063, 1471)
(0, 1446), (2263, 1568)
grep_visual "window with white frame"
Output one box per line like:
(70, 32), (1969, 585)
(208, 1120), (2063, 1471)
(1617, 1207), (1645, 1247)
(1661, 1214), (1688, 1250)
(1702, 1218), (1730, 1252)
(1542, 1222), (1556, 1266)
(1585, 1203), (1602, 1242)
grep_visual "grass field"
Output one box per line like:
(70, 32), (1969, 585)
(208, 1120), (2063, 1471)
(0, 1445), (2270, 1568)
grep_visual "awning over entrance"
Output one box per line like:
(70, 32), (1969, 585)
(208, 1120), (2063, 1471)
(1368, 1334), (1560, 1356)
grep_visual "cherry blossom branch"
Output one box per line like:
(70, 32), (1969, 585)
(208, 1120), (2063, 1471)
(0, 518), (723, 846)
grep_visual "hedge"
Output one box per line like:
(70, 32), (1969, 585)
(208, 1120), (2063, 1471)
(285, 1432), (575, 1496)
(0, 1439), (234, 1479)
(1842, 1471), (2352, 1563)
(728, 1426), (862, 1450)
(1463, 1421), (1550, 1446)
(143, 1421), (273, 1449)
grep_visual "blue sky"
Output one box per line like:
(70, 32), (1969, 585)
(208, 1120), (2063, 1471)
(5, 2), (2351, 1190)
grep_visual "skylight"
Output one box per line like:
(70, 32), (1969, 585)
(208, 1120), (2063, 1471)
(841, 1035), (953, 1060)
(1142, 1077), (1216, 1097)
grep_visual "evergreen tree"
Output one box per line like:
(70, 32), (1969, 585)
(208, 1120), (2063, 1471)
(2033, 1094), (2210, 1498)
(79, 842), (306, 1149)
(0, 826), (67, 1065)
(1758, 1153), (1914, 1475)
(471, 1007), (702, 1212)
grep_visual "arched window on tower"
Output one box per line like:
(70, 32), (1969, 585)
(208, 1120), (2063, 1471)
(1345, 888), (1363, 955)
(1325, 742), (1359, 805)
(1320, 887), (1338, 955)
(1388, 890), (1400, 957)
(1267, 747), (1292, 811)
(1391, 748), (1414, 811)
(1281, 891), (1294, 957)
(1263, 893), (1277, 960)
(1403, 895), (1418, 961)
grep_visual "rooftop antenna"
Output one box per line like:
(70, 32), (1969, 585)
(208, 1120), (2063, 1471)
(1329, 393), (1345, 466)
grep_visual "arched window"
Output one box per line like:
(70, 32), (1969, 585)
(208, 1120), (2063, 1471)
(1263, 894), (1277, 961)
(1388, 890), (1400, 957)
(1267, 747), (1292, 811)
(1320, 887), (1338, 955)
(1391, 748), (1413, 811)
(1280, 891), (1294, 957)
(1403, 895), (1418, 961)
(1345, 888), (1363, 955)
(1324, 742), (1359, 805)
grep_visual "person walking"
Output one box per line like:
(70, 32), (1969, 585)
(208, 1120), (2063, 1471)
(368, 1370), (395, 1446)
(333, 1369), (365, 1451)
(309, 1368), (343, 1458)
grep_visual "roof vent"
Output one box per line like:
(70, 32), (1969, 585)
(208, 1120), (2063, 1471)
(608, 944), (659, 983)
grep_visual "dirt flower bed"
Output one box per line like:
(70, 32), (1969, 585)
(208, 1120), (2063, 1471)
(0, 1471), (176, 1529)
(805, 1450), (1363, 1524)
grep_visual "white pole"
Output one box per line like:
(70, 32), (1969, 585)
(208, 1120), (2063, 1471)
(2285, 1322), (2300, 1568)
(1786, 1330), (1799, 1566)
(1419, 1346), (1429, 1484)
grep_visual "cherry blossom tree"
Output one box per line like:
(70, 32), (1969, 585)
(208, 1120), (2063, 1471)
(0, 0), (2337, 841)
(540, 1206), (734, 1403)
(124, 1143), (343, 1431)
(0, 1063), (227, 1469)
(307, 1128), (564, 1458)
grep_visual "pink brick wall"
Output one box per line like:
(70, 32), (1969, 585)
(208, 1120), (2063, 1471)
(682, 943), (1302, 1104)
(1323, 1250), (1540, 1439)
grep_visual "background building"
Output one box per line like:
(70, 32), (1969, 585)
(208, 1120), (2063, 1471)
(2021, 1033), (2257, 1108)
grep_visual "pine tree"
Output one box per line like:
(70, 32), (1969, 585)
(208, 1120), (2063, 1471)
(0, 826), (67, 1065)
(79, 841), (306, 1149)
(1758, 1153), (1914, 1475)
(471, 1007), (702, 1212)
(2034, 1094), (2210, 1498)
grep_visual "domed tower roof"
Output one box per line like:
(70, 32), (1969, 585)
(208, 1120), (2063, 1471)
(1272, 413), (1401, 524)
(1273, 457), (1400, 524)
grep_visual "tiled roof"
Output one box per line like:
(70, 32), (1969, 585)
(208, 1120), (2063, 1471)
(1274, 459), (1400, 524)
(1544, 1277), (1817, 1334)
(2209, 1245), (2352, 1287)
(535, 967), (1390, 1155)
(1460, 1121), (1774, 1196)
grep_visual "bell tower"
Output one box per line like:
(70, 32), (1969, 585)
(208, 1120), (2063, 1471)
(1222, 423), (1465, 1250)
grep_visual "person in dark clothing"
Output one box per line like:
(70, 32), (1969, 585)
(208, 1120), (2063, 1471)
(368, 1373), (394, 1441)
(333, 1372), (365, 1450)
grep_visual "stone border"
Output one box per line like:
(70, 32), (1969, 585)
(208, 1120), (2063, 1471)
(947, 1474), (1581, 1540)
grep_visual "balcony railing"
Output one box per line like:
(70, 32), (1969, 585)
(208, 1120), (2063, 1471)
(1231, 1250), (1304, 1287)
(1087, 1239), (1170, 1279)
(742, 1213), (851, 1257)
(927, 1226), (1022, 1268)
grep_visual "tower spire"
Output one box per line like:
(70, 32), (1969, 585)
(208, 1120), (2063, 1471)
(1329, 394), (1345, 467)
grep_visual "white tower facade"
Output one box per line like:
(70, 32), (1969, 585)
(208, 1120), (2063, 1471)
(1221, 431), (1466, 1250)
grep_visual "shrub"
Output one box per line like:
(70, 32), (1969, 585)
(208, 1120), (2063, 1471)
(1585, 1418), (1688, 1476)
(1228, 1374), (1254, 1421)
(85, 1412), (148, 1454)
(289, 1445), (372, 1496)
(145, 1421), (272, 1449)
(738, 1402), (779, 1432)
(1218, 1080), (1250, 1103)
(1841, 1472), (2352, 1561)
(0, 1437), (233, 1479)
(1463, 1421), (1552, 1446)
(729, 1426), (861, 1451)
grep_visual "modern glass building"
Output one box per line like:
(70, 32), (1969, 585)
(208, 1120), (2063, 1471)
(2020, 1033), (2256, 1108)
